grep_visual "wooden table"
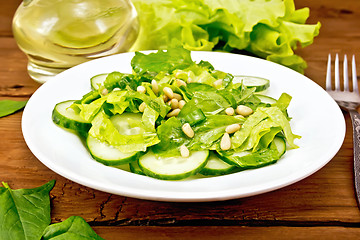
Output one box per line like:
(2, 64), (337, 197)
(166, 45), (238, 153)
(2, 0), (360, 239)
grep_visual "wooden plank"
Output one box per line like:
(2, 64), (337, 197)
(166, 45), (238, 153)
(0, 0), (22, 36)
(93, 226), (360, 240)
(0, 38), (39, 97)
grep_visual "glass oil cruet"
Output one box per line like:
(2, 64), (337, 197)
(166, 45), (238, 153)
(12, 0), (139, 83)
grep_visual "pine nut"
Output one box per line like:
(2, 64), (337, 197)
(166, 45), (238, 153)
(163, 94), (169, 102)
(176, 79), (187, 87)
(137, 85), (146, 94)
(236, 105), (253, 116)
(213, 79), (223, 88)
(163, 87), (174, 99)
(182, 123), (194, 138)
(180, 144), (190, 158)
(178, 100), (186, 109)
(139, 102), (146, 112)
(225, 107), (235, 116)
(169, 98), (179, 109)
(166, 108), (181, 117)
(113, 87), (121, 91)
(101, 88), (108, 95)
(225, 124), (241, 134)
(151, 80), (159, 94)
(173, 93), (183, 101)
(220, 133), (231, 150)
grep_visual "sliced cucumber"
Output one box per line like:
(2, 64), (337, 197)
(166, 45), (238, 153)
(114, 163), (131, 172)
(86, 135), (141, 166)
(270, 136), (286, 157)
(129, 160), (146, 175)
(200, 151), (238, 176)
(139, 150), (209, 180)
(110, 113), (143, 135)
(255, 94), (277, 104)
(233, 75), (270, 92)
(52, 100), (91, 134)
(91, 73), (108, 90)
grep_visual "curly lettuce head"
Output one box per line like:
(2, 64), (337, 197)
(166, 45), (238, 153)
(130, 0), (320, 74)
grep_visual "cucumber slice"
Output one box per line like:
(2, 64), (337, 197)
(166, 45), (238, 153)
(139, 150), (209, 180)
(91, 73), (108, 90)
(270, 136), (286, 156)
(200, 152), (238, 176)
(52, 100), (91, 134)
(110, 112), (143, 135)
(86, 112), (145, 165)
(114, 164), (132, 172)
(233, 75), (270, 92)
(255, 94), (277, 104)
(129, 160), (146, 175)
(86, 135), (140, 165)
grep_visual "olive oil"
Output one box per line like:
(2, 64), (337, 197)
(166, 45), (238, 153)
(13, 0), (139, 83)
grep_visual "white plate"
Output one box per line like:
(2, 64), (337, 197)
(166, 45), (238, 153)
(22, 51), (345, 202)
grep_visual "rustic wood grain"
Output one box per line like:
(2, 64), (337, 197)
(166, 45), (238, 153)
(93, 226), (360, 240)
(0, 0), (21, 36)
(2, 0), (360, 239)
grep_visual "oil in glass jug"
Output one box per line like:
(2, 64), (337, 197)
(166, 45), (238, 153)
(13, 0), (139, 83)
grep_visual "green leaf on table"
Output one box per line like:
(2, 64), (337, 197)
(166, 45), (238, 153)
(42, 216), (104, 240)
(0, 100), (28, 118)
(0, 180), (55, 240)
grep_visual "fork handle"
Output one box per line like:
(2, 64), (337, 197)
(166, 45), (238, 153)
(350, 109), (360, 206)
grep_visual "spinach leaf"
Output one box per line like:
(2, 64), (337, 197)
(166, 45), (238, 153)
(0, 180), (55, 240)
(189, 115), (244, 151)
(152, 117), (189, 156)
(191, 91), (231, 115)
(0, 100), (28, 118)
(104, 72), (140, 91)
(218, 148), (280, 169)
(131, 46), (194, 74)
(42, 216), (104, 240)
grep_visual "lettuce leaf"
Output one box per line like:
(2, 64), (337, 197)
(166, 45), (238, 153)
(231, 105), (300, 152)
(258, 106), (300, 149)
(131, 0), (320, 73)
(89, 111), (159, 153)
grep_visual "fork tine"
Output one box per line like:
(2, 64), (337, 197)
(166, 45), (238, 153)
(335, 54), (340, 91)
(344, 54), (349, 91)
(326, 54), (332, 91)
(352, 55), (358, 93)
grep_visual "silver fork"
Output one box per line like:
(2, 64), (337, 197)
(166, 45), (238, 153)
(326, 54), (360, 206)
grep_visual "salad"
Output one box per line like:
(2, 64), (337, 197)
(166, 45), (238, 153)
(52, 47), (300, 180)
